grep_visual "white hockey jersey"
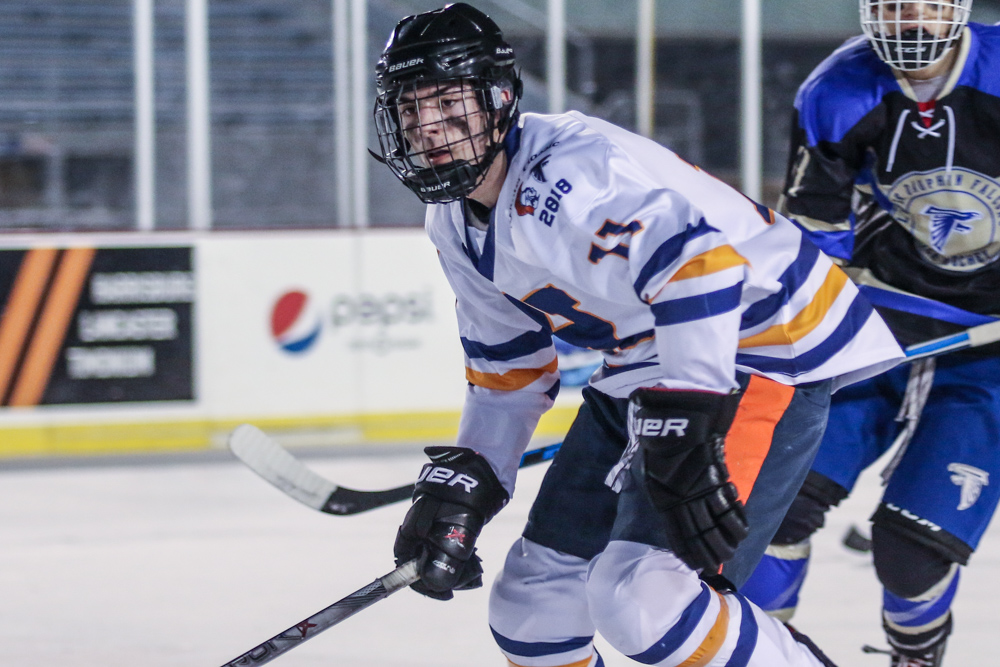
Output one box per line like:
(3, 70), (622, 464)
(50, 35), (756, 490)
(426, 111), (903, 487)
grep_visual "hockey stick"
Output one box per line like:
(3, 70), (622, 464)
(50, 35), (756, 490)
(231, 323), (1000, 518)
(219, 559), (419, 666)
(902, 318), (1000, 361)
(229, 424), (562, 516)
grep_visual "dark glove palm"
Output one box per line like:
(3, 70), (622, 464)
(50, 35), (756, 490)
(393, 447), (508, 600)
(643, 435), (748, 573)
(631, 387), (748, 573)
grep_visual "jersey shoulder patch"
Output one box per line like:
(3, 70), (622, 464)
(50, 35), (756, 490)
(508, 114), (613, 232)
(796, 36), (896, 145)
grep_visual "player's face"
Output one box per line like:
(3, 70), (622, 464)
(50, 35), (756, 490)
(869, 1), (957, 37)
(396, 82), (491, 168)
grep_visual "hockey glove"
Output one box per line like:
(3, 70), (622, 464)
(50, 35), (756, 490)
(631, 387), (747, 573)
(393, 446), (509, 601)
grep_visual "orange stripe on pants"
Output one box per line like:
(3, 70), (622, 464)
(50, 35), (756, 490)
(9, 247), (96, 407)
(724, 374), (796, 502)
(0, 248), (59, 403)
(508, 655), (593, 667)
(678, 592), (730, 667)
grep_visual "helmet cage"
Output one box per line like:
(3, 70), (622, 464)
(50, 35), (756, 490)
(860, 0), (973, 71)
(374, 75), (516, 204)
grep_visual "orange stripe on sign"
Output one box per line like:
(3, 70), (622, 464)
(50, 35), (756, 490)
(0, 248), (58, 403)
(724, 375), (795, 502)
(466, 358), (558, 391)
(678, 592), (730, 667)
(9, 247), (96, 407)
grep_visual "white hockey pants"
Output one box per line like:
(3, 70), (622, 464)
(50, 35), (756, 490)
(489, 538), (829, 667)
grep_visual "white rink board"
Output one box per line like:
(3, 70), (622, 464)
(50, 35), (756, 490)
(196, 230), (467, 417)
(0, 230), (476, 453)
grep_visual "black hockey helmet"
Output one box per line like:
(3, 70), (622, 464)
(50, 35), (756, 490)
(373, 3), (522, 204)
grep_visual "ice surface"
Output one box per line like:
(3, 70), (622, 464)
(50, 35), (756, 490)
(1, 447), (995, 666)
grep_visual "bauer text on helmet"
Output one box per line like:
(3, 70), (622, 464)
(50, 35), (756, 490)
(373, 3), (522, 204)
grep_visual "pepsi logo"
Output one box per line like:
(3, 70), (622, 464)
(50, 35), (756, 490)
(271, 291), (322, 354)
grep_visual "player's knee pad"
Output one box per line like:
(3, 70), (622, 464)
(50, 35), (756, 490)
(740, 541), (811, 621)
(586, 541), (715, 659)
(770, 471), (848, 545)
(871, 524), (957, 599)
(870, 516), (964, 655)
(489, 537), (600, 667)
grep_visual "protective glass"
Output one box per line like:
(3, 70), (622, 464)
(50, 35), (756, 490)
(374, 77), (505, 204)
(859, 0), (973, 71)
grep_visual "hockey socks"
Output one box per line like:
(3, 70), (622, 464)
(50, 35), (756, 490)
(740, 541), (811, 622)
(882, 564), (958, 658)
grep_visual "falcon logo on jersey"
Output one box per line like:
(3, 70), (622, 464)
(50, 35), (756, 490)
(515, 185), (540, 216)
(948, 463), (989, 510)
(923, 205), (979, 252)
(886, 167), (1000, 271)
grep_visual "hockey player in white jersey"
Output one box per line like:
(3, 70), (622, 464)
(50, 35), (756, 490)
(372, 4), (904, 667)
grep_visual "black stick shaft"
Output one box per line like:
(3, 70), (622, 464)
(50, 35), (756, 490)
(220, 560), (419, 666)
(321, 441), (564, 515)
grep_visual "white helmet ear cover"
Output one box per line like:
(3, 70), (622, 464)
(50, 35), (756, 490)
(859, 0), (973, 71)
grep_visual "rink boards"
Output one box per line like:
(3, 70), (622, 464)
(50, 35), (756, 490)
(0, 230), (581, 458)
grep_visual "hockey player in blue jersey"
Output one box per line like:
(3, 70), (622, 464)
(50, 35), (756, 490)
(740, 2), (1000, 665)
(373, 4), (903, 666)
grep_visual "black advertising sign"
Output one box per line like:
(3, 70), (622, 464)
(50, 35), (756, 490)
(0, 246), (194, 406)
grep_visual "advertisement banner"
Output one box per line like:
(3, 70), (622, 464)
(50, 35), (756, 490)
(197, 231), (466, 419)
(0, 246), (194, 407)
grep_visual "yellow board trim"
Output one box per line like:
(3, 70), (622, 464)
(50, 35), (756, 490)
(0, 405), (579, 459)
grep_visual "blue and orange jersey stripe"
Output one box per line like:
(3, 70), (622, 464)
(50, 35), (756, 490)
(738, 264), (850, 350)
(466, 358), (559, 391)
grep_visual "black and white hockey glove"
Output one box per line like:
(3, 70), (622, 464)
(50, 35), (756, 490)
(393, 446), (509, 601)
(631, 387), (747, 574)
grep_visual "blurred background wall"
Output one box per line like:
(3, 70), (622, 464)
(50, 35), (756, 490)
(8, 0), (999, 233)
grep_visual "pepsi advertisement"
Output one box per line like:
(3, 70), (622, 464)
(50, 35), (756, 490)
(0, 246), (194, 407)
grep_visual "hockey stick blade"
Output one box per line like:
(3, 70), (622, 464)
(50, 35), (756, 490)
(229, 424), (563, 516)
(219, 559), (419, 666)
(229, 424), (411, 515)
